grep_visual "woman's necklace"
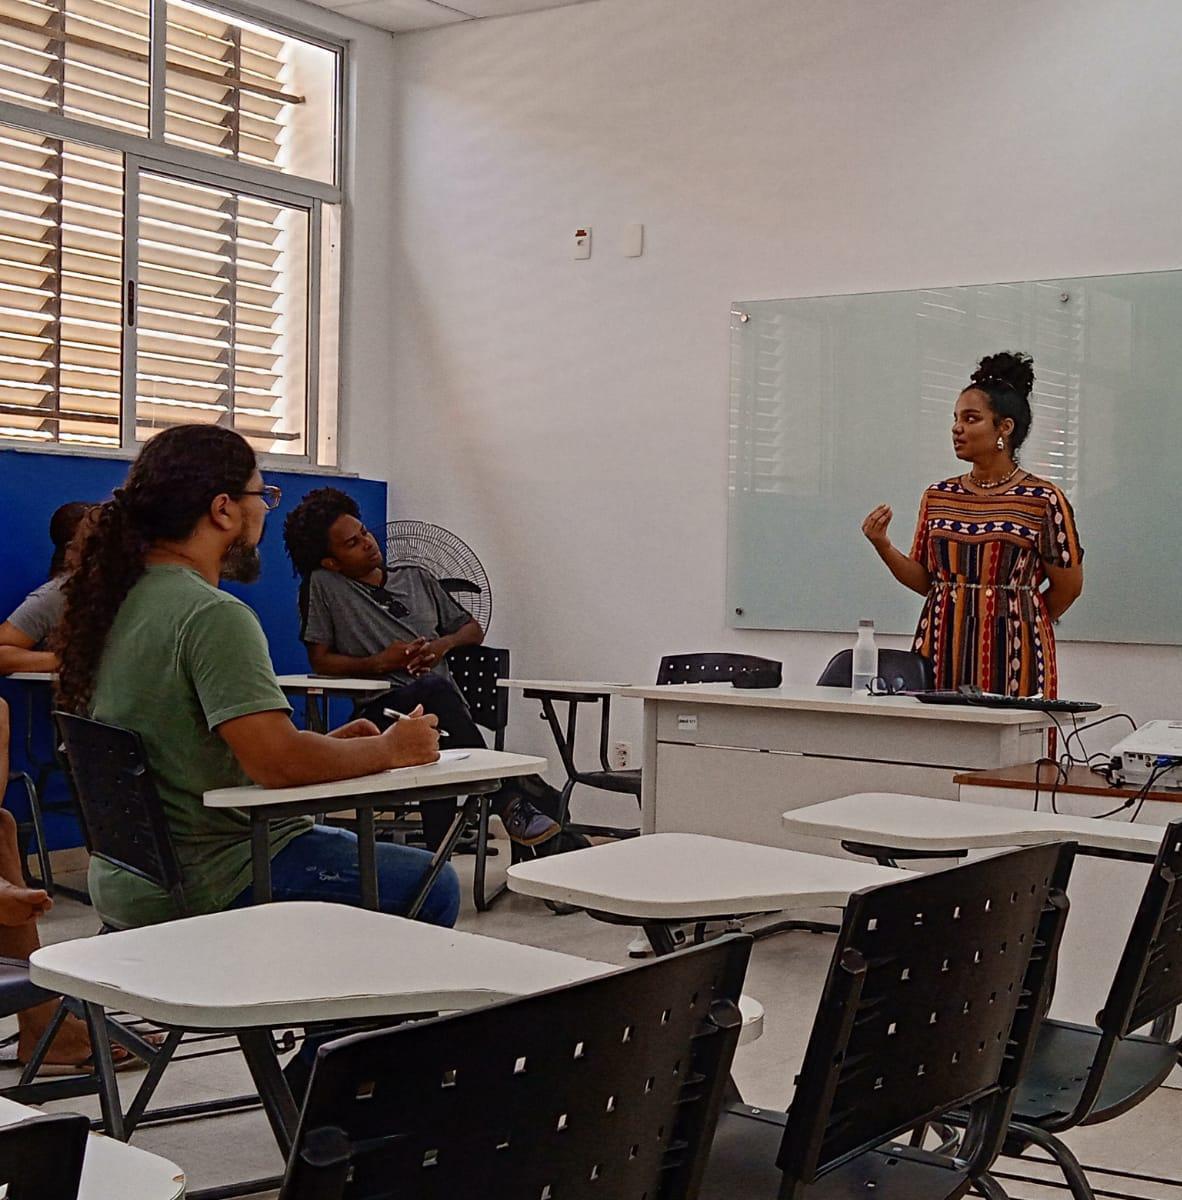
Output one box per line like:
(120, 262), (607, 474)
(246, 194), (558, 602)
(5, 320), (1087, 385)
(968, 464), (1020, 490)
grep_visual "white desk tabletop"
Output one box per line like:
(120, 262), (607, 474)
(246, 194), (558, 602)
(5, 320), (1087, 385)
(275, 674), (390, 693)
(30, 901), (610, 1029)
(783, 793), (1168, 857)
(617, 682), (1063, 726)
(507, 833), (910, 919)
(204, 748), (546, 809)
(3, 671), (54, 683)
(0, 1097), (185, 1199)
(499, 678), (633, 695)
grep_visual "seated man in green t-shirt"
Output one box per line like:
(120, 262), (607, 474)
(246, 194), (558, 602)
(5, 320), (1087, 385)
(53, 424), (459, 931)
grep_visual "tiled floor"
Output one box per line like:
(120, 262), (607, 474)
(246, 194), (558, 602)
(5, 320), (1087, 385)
(5, 843), (1182, 1198)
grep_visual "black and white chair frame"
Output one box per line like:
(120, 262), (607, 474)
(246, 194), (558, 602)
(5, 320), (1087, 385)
(699, 841), (1075, 1200)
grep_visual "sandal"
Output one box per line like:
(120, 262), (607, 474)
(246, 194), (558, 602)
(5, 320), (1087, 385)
(20, 1031), (164, 1077)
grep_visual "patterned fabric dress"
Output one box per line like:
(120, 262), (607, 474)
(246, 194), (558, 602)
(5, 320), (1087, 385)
(910, 476), (1083, 697)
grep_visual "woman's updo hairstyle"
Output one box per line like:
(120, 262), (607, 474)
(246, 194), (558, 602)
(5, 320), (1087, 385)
(966, 351), (1035, 459)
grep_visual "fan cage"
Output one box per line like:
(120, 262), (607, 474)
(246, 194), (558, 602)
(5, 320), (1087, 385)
(383, 520), (492, 633)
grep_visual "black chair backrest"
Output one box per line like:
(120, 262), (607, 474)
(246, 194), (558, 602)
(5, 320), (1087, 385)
(0, 1112), (88, 1199)
(448, 645), (509, 750)
(54, 712), (186, 914)
(816, 648), (934, 691)
(1100, 819), (1182, 1037)
(776, 842), (1073, 1189)
(280, 935), (753, 1200)
(657, 653), (782, 689)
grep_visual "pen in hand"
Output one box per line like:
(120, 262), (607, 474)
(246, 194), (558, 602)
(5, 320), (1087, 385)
(383, 707), (449, 738)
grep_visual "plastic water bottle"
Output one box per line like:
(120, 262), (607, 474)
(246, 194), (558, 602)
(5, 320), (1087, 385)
(852, 619), (879, 693)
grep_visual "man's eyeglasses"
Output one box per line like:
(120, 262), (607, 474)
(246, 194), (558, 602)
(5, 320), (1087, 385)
(239, 485), (282, 511)
(867, 675), (908, 696)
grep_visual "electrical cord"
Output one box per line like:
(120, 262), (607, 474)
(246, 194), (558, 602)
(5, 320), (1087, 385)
(1033, 709), (1145, 819)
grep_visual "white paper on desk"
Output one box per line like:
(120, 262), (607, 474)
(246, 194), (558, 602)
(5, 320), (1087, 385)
(434, 749), (470, 763)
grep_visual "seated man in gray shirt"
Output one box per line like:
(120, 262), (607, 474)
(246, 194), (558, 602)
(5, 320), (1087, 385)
(283, 488), (559, 850)
(0, 502), (92, 676)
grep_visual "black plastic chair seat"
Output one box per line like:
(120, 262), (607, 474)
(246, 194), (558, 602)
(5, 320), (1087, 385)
(572, 768), (642, 795)
(701, 1106), (976, 1199)
(1011, 1020), (1177, 1125)
(0, 957), (56, 1015)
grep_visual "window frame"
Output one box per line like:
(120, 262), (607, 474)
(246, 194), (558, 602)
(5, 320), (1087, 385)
(0, 0), (346, 467)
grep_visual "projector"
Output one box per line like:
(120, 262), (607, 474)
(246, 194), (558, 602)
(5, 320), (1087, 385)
(1110, 721), (1182, 789)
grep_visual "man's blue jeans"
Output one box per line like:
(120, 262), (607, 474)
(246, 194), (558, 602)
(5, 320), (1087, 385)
(228, 823), (461, 927)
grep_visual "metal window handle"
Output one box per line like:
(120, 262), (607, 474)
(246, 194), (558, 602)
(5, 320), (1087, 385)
(125, 279), (136, 327)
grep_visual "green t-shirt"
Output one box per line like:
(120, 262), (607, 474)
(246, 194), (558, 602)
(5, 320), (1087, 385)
(88, 564), (311, 927)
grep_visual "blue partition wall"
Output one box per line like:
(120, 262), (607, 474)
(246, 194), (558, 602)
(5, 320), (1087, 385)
(0, 448), (388, 851)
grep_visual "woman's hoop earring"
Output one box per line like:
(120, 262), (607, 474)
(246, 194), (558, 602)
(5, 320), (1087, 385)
(996, 435), (1005, 452)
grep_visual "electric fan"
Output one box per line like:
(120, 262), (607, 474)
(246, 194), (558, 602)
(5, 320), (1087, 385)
(383, 520), (493, 632)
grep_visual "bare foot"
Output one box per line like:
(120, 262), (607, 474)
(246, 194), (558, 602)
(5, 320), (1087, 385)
(0, 878), (51, 926)
(17, 1012), (101, 1069)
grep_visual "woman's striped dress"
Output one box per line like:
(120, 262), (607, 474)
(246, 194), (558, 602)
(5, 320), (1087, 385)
(909, 476), (1084, 698)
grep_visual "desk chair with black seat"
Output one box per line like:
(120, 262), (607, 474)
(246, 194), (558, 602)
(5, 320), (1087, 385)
(279, 935), (752, 1200)
(447, 644), (514, 912)
(993, 819), (1182, 1200)
(26, 713), (257, 1143)
(817, 648), (934, 692)
(539, 653), (783, 839)
(0, 1110), (88, 1200)
(700, 840), (1075, 1200)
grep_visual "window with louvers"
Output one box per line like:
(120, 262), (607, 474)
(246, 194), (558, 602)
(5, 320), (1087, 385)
(134, 169), (308, 453)
(166, 0), (337, 184)
(0, 0), (341, 459)
(0, 128), (123, 446)
(0, 0), (151, 135)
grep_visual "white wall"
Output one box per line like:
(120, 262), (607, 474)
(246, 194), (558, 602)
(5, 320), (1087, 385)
(381, 0), (1182, 786)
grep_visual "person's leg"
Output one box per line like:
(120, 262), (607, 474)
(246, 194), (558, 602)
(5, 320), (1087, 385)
(0, 807), (96, 1066)
(0, 696), (8, 810)
(231, 826), (460, 1100)
(231, 825), (461, 928)
(356, 676), (482, 847)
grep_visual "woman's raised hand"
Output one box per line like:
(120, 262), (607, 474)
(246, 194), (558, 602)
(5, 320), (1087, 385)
(861, 504), (893, 549)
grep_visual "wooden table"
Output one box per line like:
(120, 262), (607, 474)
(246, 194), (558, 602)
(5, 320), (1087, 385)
(0, 1095), (185, 1199)
(618, 683), (1062, 850)
(204, 748), (546, 911)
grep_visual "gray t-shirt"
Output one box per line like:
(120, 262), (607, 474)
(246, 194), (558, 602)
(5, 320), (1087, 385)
(6, 576), (65, 647)
(301, 566), (474, 686)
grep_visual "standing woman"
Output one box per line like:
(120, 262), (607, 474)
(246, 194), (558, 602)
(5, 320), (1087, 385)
(862, 352), (1084, 698)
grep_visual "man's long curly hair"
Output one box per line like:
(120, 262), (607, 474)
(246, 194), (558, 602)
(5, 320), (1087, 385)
(54, 425), (257, 714)
(282, 487), (361, 636)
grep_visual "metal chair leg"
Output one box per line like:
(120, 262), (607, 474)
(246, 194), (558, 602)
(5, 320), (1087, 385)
(1011, 1121), (1095, 1200)
(473, 794), (507, 913)
(82, 1001), (126, 1141)
(16, 999), (70, 1084)
(972, 1171), (1010, 1199)
(10, 771), (53, 893)
(123, 1029), (185, 1134)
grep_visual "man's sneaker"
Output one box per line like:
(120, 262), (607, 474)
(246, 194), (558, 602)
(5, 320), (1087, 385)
(501, 796), (561, 847)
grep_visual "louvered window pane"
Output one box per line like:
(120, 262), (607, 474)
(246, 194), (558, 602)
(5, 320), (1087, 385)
(0, 124), (122, 446)
(135, 170), (308, 456)
(165, 1), (337, 184)
(0, 0), (150, 136)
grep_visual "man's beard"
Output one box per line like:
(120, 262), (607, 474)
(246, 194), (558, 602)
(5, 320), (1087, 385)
(221, 536), (262, 584)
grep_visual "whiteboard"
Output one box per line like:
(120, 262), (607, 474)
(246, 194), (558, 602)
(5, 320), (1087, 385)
(726, 271), (1182, 644)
